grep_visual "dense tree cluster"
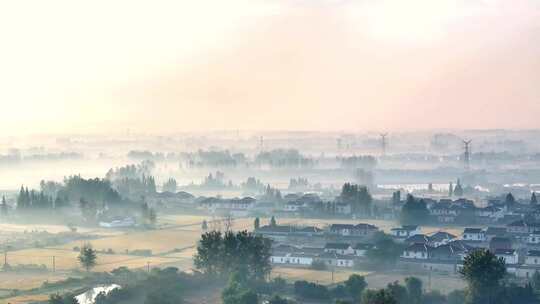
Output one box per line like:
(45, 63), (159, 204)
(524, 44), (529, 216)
(194, 230), (272, 281)
(17, 186), (68, 210)
(339, 183), (373, 216)
(255, 149), (314, 168)
(339, 155), (377, 170)
(162, 177), (177, 193)
(400, 194), (430, 225)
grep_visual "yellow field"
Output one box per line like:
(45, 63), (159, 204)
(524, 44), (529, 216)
(0, 294), (49, 304)
(0, 272), (69, 290)
(5, 248), (181, 272)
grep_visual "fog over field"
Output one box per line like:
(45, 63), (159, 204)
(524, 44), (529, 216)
(1, 1), (540, 304)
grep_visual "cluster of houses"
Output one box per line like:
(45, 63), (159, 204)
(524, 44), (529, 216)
(257, 218), (540, 279)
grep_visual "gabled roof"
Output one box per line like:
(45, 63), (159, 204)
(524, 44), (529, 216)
(429, 231), (456, 241)
(324, 243), (351, 250)
(356, 223), (378, 230)
(330, 224), (356, 230)
(405, 234), (430, 244)
(392, 225), (418, 231)
(494, 249), (516, 255)
(405, 243), (432, 252)
(464, 228), (483, 234)
(528, 250), (540, 257)
(354, 243), (374, 250)
(485, 227), (507, 236)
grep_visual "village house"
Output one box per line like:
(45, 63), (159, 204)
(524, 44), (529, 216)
(429, 231), (456, 247)
(391, 225), (421, 239)
(462, 228), (486, 242)
(489, 237), (512, 252)
(401, 243), (432, 260)
(329, 223), (378, 237)
(494, 249), (519, 265)
(324, 243), (354, 255)
(317, 252), (355, 268)
(353, 243), (373, 257)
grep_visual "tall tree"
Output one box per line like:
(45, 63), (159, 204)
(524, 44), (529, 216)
(254, 217), (260, 230)
(78, 243), (97, 272)
(270, 216), (277, 227)
(1, 196), (8, 217)
(345, 274), (367, 302)
(448, 182), (454, 197)
(405, 277), (422, 304)
(531, 192), (538, 206)
(459, 249), (506, 304)
(400, 195), (430, 225)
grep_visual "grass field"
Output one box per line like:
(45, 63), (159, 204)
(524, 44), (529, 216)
(272, 266), (466, 294)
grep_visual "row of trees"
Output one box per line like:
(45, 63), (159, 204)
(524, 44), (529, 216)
(17, 186), (69, 210)
(194, 230), (272, 281)
(340, 183), (373, 216)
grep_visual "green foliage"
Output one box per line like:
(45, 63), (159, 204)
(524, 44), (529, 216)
(340, 183), (373, 215)
(270, 216), (277, 227)
(459, 249), (506, 304)
(254, 217), (260, 230)
(446, 290), (466, 304)
(194, 230), (272, 281)
(366, 232), (404, 266)
(422, 290), (446, 304)
(361, 288), (397, 304)
(345, 274), (367, 301)
(405, 276), (422, 304)
(162, 177), (177, 193)
(294, 280), (330, 300)
(78, 243), (97, 272)
(385, 281), (408, 304)
(222, 273), (259, 304)
(400, 194), (430, 225)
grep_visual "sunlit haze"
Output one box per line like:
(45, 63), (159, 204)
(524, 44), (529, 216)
(1, 0), (539, 135)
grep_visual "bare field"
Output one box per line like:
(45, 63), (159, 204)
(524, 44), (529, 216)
(0, 272), (69, 290)
(272, 266), (371, 285)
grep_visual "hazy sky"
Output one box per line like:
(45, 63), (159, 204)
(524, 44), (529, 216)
(1, 0), (539, 135)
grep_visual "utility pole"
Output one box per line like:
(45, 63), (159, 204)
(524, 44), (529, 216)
(147, 261), (150, 273)
(52, 256), (56, 272)
(3, 251), (6, 267)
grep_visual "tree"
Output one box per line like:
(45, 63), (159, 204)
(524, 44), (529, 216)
(222, 273), (259, 304)
(459, 249), (506, 304)
(78, 243), (97, 272)
(1, 195), (8, 217)
(268, 295), (292, 304)
(448, 182), (453, 197)
(385, 281), (407, 304)
(202, 219), (208, 231)
(447, 290), (466, 304)
(361, 289), (397, 304)
(365, 232), (403, 266)
(400, 194), (429, 225)
(531, 192), (538, 206)
(531, 271), (540, 292)
(505, 193), (516, 206)
(148, 208), (157, 226)
(270, 216), (277, 227)
(404, 276), (422, 304)
(340, 183), (373, 216)
(345, 274), (367, 301)
(454, 179), (464, 197)
(254, 217), (260, 230)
